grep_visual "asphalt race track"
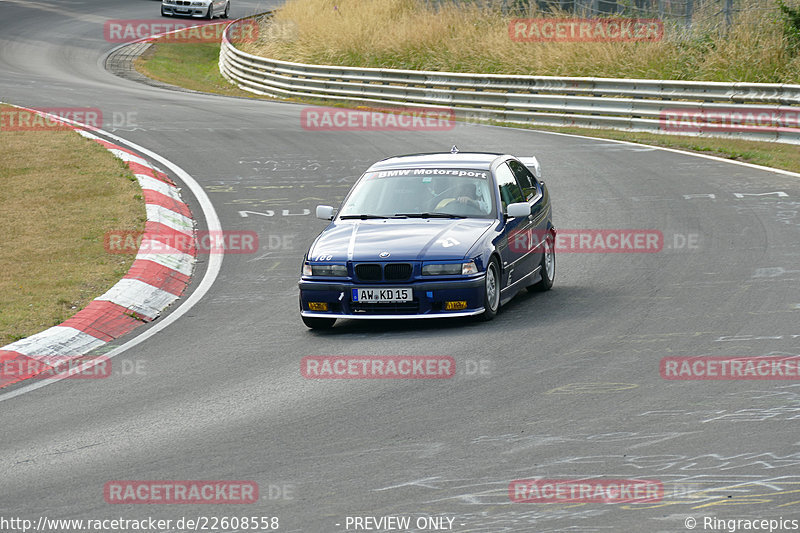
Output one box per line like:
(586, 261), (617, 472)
(1, 1), (799, 531)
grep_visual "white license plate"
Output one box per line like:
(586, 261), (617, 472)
(352, 288), (412, 303)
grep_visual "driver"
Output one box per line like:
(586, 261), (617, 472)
(436, 181), (481, 211)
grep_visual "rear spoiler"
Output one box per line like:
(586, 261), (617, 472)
(518, 156), (542, 180)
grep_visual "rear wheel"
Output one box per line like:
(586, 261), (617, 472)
(528, 232), (555, 292)
(479, 258), (500, 321)
(302, 316), (336, 330)
(222, 1), (230, 18)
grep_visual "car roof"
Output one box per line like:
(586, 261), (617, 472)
(367, 152), (509, 172)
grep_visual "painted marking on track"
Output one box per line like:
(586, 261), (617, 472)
(715, 334), (800, 341)
(237, 209), (311, 217)
(546, 382), (638, 394)
(733, 191), (789, 198)
(474, 430), (695, 450)
(754, 267), (800, 278)
(684, 193), (717, 199)
(228, 198), (325, 206)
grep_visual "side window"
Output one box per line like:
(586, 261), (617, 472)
(508, 160), (538, 201)
(495, 163), (525, 211)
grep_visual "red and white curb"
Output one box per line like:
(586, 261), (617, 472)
(0, 115), (196, 389)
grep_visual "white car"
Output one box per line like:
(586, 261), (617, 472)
(161, 0), (230, 19)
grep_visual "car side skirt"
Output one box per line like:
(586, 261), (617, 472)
(501, 265), (541, 294)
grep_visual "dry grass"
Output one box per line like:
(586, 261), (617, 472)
(0, 105), (146, 345)
(242, 0), (800, 82)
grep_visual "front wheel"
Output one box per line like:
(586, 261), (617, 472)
(302, 316), (336, 330)
(528, 232), (555, 292)
(479, 258), (500, 321)
(206, 4), (214, 19)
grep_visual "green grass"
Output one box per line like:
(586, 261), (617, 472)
(135, 41), (257, 97)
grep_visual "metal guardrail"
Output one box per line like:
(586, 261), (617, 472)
(219, 17), (800, 144)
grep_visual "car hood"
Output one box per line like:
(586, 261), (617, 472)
(310, 219), (496, 262)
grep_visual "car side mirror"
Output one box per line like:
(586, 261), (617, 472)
(316, 205), (335, 220)
(506, 202), (531, 218)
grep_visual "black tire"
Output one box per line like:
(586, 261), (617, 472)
(222, 1), (230, 18)
(161, 8), (169, 16)
(528, 232), (555, 292)
(479, 258), (500, 321)
(206, 4), (214, 19)
(302, 316), (336, 330)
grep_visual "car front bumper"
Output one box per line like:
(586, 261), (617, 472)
(161, 3), (210, 17)
(299, 275), (486, 320)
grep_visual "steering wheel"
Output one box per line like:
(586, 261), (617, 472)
(435, 197), (484, 216)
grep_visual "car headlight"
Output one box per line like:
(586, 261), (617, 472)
(303, 263), (348, 277)
(422, 261), (478, 276)
(461, 261), (478, 275)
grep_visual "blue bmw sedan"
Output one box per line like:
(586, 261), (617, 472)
(298, 150), (555, 329)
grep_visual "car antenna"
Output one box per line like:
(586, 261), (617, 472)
(450, 145), (459, 154)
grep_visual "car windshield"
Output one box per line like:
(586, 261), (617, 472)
(338, 168), (496, 219)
